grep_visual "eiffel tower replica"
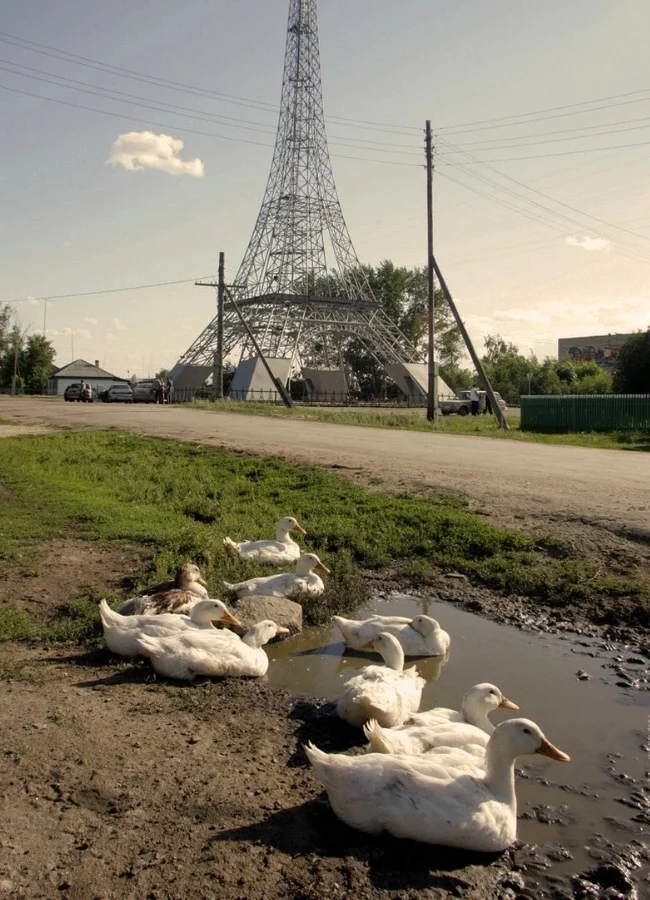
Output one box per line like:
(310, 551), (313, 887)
(172, 0), (427, 400)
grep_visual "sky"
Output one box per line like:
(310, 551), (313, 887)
(1, 0), (649, 378)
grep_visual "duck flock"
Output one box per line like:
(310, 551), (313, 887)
(99, 515), (571, 855)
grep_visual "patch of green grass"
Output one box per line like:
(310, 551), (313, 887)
(0, 431), (647, 645)
(0, 607), (37, 642)
(0, 659), (46, 683)
(186, 399), (650, 451)
(0, 598), (106, 646)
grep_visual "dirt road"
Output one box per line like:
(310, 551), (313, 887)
(2, 397), (648, 542)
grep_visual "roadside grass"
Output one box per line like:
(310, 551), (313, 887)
(187, 399), (650, 452)
(0, 431), (647, 647)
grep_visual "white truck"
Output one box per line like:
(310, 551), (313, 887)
(439, 390), (507, 416)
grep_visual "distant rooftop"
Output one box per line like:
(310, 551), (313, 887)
(51, 359), (124, 380)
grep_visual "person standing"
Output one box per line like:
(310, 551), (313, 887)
(470, 385), (480, 416)
(164, 376), (173, 404)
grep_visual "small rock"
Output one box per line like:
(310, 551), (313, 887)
(232, 595), (302, 636)
(576, 670), (592, 681)
(187, 737), (200, 745)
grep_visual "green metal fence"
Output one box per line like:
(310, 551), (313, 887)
(520, 394), (650, 432)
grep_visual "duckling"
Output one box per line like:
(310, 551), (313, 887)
(306, 718), (570, 852)
(337, 633), (425, 729)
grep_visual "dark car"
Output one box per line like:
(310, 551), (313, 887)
(132, 380), (161, 403)
(64, 382), (95, 402)
(101, 383), (133, 403)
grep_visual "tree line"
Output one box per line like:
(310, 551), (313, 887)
(326, 263), (649, 403)
(2, 267), (648, 400)
(0, 304), (57, 393)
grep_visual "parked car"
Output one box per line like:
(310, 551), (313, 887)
(439, 390), (507, 416)
(132, 380), (161, 403)
(101, 383), (133, 403)
(64, 383), (95, 402)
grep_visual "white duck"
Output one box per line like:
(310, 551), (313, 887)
(223, 516), (306, 566)
(99, 598), (241, 658)
(223, 553), (330, 600)
(333, 614), (450, 657)
(118, 563), (209, 616)
(136, 620), (290, 681)
(365, 683), (519, 756)
(336, 633), (425, 729)
(306, 718), (570, 852)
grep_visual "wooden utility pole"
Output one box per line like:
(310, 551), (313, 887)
(225, 287), (293, 408)
(425, 120), (438, 422)
(196, 254), (225, 400)
(216, 252), (225, 399)
(430, 255), (509, 430)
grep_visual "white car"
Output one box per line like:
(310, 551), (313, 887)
(101, 384), (133, 403)
(440, 390), (507, 416)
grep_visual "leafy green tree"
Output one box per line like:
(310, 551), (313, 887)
(155, 368), (170, 380)
(480, 334), (537, 404)
(528, 357), (612, 396)
(310, 262), (462, 394)
(0, 304), (13, 362)
(576, 370), (612, 394)
(20, 334), (56, 392)
(439, 364), (472, 393)
(0, 324), (26, 390)
(612, 329), (650, 393)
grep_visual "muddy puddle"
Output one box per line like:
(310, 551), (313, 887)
(266, 594), (649, 890)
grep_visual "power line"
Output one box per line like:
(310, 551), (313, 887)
(437, 136), (650, 243)
(451, 115), (650, 147)
(0, 30), (420, 135)
(2, 29), (649, 140)
(437, 139), (650, 164)
(0, 61), (424, 156)
(4, 275), (214, 304)
(436, 89), (650, 133)
(448, 119), (650, 151)
(0, 82), (422, 167)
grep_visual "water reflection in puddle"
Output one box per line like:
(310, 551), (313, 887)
(266, 593), (648, 875)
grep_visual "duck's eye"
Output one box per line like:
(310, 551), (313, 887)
(523, 728), (531, 734)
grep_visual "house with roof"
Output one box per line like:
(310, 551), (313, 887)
(48, 359), (128, 396)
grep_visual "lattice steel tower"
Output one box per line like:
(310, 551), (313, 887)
(172, 0), (423, 392)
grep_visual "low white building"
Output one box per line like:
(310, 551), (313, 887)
(48, 359), (127, 395)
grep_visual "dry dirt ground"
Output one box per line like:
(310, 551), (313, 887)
(0, 543), (518, 900)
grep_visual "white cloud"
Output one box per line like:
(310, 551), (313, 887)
(109, 317), (127, 331)
(48, 327), (93, 340)
(467, 295), (650, 356)
(106, 333), (118, 341)
(84, 316), (98, 325)
(106, 131), (204, 178)
(565, 235), (611, 253)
